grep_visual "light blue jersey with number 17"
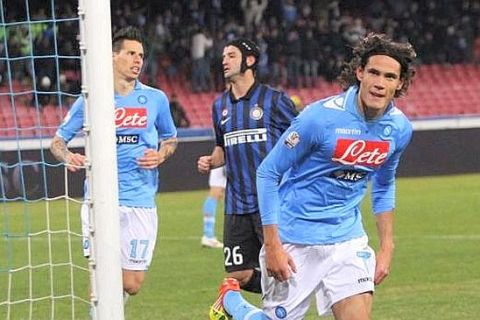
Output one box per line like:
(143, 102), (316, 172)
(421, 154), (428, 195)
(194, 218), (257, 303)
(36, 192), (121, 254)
(56, 81), (177, 208)
(257, 86), (412, 245)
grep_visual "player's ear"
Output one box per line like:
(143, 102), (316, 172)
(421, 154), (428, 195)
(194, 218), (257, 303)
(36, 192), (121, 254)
(246, 55), (256, 68)
(396, 79), (404, 91)
(355, 67), (364, 82)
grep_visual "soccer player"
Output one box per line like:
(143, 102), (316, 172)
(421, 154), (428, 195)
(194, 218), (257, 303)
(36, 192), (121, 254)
(197, 38), (297, 315)
(50, 26), (177, 305)
(201, 166), (226, 248)
(211, 33), (417, 320)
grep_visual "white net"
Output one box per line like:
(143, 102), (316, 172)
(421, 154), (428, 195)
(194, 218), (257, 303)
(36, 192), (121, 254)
(0, 1), (90, 318)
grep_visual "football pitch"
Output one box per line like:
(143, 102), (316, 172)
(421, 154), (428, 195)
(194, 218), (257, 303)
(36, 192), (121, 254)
(1, 174), (479, 319)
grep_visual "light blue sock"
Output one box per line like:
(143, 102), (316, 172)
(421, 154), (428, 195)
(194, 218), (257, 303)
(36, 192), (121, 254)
(202, 196), (217, 238)
(223, 291), (270, 320)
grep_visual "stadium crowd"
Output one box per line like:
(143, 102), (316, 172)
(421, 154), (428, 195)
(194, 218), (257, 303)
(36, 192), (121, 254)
(0, 0), (479, 98)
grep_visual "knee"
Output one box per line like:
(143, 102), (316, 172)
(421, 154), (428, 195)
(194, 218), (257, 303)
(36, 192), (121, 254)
(123, 280), (142, 296)
(229, 269), (262, 293)
(123, 272), (145, 296)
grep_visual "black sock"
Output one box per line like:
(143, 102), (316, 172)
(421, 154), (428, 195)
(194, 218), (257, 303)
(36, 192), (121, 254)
(240, 269), (262, 293)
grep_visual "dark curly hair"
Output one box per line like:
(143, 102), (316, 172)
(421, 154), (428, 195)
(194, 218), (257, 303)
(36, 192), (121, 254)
(338, 33), (417, 97)
(112, 26), (144, 53)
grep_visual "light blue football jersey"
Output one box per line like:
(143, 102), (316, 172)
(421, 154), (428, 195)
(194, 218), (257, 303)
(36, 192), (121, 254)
(257, 86), (412, 245)
(56, 81), (177, 208)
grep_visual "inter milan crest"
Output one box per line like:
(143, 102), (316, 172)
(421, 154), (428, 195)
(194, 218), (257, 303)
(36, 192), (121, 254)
(137, 95), (147, 104)
(250, 104), (263, 120)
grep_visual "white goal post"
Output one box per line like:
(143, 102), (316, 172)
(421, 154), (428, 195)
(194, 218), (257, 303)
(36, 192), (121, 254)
(79, 0), (124, 319)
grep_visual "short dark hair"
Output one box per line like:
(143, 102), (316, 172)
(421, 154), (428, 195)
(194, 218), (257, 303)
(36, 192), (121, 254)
(112, 26), (144, 53)
(338, 33), (417, 97)
(226, 38), (260, 72)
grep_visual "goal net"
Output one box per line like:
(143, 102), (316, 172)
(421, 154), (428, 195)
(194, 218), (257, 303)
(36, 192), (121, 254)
(0, 0), (122, 319)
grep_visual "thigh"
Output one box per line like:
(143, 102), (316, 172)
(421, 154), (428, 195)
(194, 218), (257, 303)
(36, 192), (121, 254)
(316, 236), (375, 316)
(260, 244), (319, 320)
(331, 292), (373, 320)
(120, 206), (158, 271)
(223, 214), (262, 272)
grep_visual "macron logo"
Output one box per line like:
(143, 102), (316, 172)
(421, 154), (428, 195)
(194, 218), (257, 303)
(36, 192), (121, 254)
(115, 107), (147, 128)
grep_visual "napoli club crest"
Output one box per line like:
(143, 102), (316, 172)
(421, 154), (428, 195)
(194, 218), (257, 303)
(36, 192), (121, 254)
(250, 104), (263, 120)
(137, 95), (147, 104)
(383, 125), (392, 137)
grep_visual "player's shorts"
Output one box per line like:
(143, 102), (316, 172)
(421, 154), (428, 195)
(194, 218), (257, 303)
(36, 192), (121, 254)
(223, 213), (263, 273)
(260, 236), (375, 319)
(209, 166), (226, 188)
(81, 204), (158, 271)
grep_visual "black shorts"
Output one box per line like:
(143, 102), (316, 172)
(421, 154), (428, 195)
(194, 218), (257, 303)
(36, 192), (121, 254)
(223, 213), (264, 273)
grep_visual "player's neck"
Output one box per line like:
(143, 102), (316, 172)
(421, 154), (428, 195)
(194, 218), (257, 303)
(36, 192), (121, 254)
(114, 77), (136, 96)
(356, 96), (386, 121)
(230, 75), (255, 100)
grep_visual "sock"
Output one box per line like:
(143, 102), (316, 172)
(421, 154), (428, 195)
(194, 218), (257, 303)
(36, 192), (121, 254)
(202, 196), (217, 238)
(223, 291), (270, 320)
(123, 291), (130, 306)
(241, 269), (262, 293)
(89, 305), (95, 320)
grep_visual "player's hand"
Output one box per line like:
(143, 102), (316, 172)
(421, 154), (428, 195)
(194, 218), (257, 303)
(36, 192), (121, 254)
(137, 149), (162, 169)
(65, 152), (86, 172)
(197, 156), (212, 174)
(264, 243), (297, 282)
(374, 247), (393, 285)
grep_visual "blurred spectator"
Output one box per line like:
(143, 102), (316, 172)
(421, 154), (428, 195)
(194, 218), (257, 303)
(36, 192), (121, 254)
(285, 28), (302, 88)
(169, 94), (190, 128)
(1, 0), (479, 98)
(191, 27), (213, 92)
(241, 0), (268, 30)
(301, 28), (319, 87)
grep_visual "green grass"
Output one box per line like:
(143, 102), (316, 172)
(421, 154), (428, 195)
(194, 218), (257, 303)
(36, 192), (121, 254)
(1, 174), (480, 319)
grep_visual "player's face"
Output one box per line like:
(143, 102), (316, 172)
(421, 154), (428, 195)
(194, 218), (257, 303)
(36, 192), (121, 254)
(356, 55), (404, 118)
(113, 40), (144, 81)
(222, 45), (242, 80)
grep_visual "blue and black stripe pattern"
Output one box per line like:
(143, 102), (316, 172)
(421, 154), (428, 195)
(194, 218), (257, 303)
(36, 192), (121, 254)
(212, 82), (296, 215)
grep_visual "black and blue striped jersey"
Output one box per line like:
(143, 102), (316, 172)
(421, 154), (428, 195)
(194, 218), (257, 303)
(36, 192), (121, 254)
(212, 82), (297, 215)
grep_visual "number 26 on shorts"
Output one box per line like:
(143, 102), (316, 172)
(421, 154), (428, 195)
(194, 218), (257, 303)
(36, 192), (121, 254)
(224, 245), (244, 266)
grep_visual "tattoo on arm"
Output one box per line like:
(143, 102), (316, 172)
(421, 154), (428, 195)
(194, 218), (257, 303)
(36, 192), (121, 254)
(158, 137), (178, 161)
(50, 136), (69, 162)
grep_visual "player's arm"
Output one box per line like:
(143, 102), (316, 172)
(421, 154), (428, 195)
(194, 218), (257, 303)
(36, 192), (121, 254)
(199, 98), (226, 173)
(50, 135), (86, 173)
(197, 146), (225, 174)
(137, 137), (178, 169)
(138, 92), (179, 169)
(274, 92), (298, 132)
(262, 224), (296, 282)
(372, 125), (413, 285)
(50, 98), (86, 172)
(374, 210), (394, 285)
(158, 136), (178, 165)
(257, 111), (319, 281)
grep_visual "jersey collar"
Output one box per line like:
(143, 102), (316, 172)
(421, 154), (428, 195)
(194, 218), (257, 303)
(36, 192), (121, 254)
(228, 81), (259, 103)
(347, 85), (395, 121)
(114, 80), (143, 98)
